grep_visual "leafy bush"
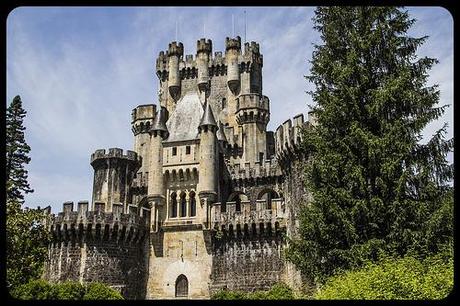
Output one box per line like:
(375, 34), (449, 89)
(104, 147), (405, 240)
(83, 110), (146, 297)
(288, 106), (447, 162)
(212, 283), (295, 300)
(315, 252), (453, 300)
(10, 279), (54, 300)
(52, 281), (86, 300)
(10, 280), (123, 300)
(83, 282), (124, 300)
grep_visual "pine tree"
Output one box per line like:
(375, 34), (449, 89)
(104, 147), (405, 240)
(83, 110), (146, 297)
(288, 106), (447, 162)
(6, 95), (33, 207)
(285, 7), (453, 283)
(6, 95), (49, 289)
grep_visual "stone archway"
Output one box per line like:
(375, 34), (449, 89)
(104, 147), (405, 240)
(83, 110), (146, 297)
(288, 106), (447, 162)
(175, 274), (188, 298)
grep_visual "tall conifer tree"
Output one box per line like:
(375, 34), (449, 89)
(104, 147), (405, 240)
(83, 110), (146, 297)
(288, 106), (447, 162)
(286, 7), (453, 282)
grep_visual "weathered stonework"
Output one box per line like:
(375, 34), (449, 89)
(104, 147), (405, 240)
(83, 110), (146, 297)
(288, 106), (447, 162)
(43, 36), (315, 299)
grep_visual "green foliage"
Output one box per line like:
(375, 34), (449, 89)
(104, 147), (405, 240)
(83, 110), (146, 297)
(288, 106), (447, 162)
(83, 282), (124, 300)
(10, 280), (123, 300)
(315, 252), (453, 299)
(211, 283), (295, 300)
(6, 95), (50, 289)
(286, 6), (454, 283)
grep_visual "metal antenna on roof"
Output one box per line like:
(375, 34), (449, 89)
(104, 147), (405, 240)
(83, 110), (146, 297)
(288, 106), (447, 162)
(232, 14), (235, 37)
(244, 10), (247, 44)
(204, 16), (206, 37)
(175, 20), (178, 42)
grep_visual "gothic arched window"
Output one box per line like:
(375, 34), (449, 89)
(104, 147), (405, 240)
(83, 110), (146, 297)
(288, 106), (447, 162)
(189, 191), (196, 217)
(170, 192), (177, 218)
(235, 196), (241, 212)
(222, 98), (227, 109)
(180, 192), (187, 217)
(175, 274), (188, 297)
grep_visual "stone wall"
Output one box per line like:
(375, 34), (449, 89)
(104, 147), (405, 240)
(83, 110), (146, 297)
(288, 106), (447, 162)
(209, 236), (285, 294)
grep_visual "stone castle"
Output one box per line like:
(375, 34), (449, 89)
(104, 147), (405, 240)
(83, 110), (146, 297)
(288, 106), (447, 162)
(43, 36), (316, 299)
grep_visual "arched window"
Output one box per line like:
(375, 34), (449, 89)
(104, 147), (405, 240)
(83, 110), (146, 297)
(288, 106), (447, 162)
(222, 98), (227, 109)
(175, 274), (188, 297)
(180, 192), (187, 217)
(235, 196), (241, 212)
(189, 191), (196, 217)
(258, 190), (279, 210)
(170, 192), (177, 218)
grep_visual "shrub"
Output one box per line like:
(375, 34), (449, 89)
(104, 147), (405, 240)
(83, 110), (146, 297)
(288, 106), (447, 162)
(83, 282), (124, 300)
(315, 253), (453, 300)
(10, 280), (123, 300)
(211, 289), (247, 300)
(53, 281), (86, 300)
(212, 283), (295, 300)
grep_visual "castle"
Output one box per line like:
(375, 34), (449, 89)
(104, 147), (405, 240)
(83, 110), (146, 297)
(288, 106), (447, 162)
(43, 36), (316, 299)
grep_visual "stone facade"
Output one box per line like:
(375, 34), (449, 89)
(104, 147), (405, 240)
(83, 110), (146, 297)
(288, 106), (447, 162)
(43, 36), (316, 299)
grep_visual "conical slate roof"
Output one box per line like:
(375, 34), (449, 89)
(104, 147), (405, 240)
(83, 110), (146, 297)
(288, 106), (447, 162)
(216, 120), (228, 143)
(151, 107), (169, 135)
(199, 101), (217, 128)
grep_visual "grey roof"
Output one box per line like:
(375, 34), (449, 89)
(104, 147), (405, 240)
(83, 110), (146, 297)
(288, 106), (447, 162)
(216, 121), (228, 143)
(165, 91), (204, 142)
(199, 101), (217, 128)
(151, 107), (169, 135)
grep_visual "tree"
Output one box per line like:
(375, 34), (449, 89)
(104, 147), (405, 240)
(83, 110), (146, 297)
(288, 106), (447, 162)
(6, 95), (49, 289)
(6, 95), (33, 205)
(285, 7), (453, 283)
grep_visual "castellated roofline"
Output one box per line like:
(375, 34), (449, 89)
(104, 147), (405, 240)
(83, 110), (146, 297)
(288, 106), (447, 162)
(197, 38), (212, 54)
(225, 36), (242, 51)
(168, 41), (184, 57)
(275, 114), (309, 162)
(90, 148), (141, 166)
(47, 201), (148, 245)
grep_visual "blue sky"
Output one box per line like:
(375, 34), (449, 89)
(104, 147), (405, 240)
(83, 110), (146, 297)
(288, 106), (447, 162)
(7, 7), (453, 213)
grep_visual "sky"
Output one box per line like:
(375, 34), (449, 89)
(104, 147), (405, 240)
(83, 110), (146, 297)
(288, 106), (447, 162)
(7, 7), (453, 213)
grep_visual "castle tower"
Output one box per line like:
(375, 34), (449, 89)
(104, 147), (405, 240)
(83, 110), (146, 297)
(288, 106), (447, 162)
(235, 94), (270, 164)
(147, 107), (169, 232)
(196, 38), (212, 92)
(131, 104), (157, 205)
(198, 101), (218, 227)
(167, 42), (184, 101)
(225, 36), (241, 95)
(90, 148), (141, 212)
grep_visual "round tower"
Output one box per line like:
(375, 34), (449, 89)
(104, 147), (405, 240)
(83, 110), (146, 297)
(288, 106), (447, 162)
(225, 36), (241, 94)
(167, 41), (184, 100)
(90, 148), (141, 212)
(235, 94), (270, 164)
(198, 102), (218, 207)
(196, 38), (212, 92)
(147, 106), (169, 232)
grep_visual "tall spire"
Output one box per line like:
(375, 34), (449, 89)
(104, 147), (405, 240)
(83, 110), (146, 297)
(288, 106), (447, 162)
(199, 101), (217, 132)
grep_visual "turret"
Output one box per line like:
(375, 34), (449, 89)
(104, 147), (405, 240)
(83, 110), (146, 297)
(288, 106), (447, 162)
(198, 102), (218, 227)
(196, 38), (212, 92)
(147, 107), (169, 232)
(225, 36), (241, 94)
(235, 94), (270, 164)
(167, 41), (184, 100)
(90, 148), (141, 212)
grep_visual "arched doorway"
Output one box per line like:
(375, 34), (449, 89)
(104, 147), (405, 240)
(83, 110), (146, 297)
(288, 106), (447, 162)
(175, 274), (188, 297)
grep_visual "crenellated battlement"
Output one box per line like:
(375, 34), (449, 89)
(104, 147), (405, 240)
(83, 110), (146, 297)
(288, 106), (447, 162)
(274, 113), (310, 164)
(90, 148), (141, 165)
(168, 41), (184, 57)
(47, 201), (148, 245)
(210, 198), (286, 239)
(131, 104), (156, 135)
(235, 94), (270, 125)
(225, 36), (242, 51)
(197, 38), (212, 54)
(227, 158), (281, 181)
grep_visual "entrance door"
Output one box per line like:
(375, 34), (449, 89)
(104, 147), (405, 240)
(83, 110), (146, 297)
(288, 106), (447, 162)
(175, 274), (188, 298)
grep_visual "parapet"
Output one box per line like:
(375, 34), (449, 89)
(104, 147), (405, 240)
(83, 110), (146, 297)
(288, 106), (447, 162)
(90, 148), (141, 166)
(168, 41), (184, 57)
(274, 114), (307, 162)
(156, 50), (168, 73)
(197, 38), (212, 54)
(228, 158), (281, 181)
(47, 201), (148, 245)
(131, 104), (156, 123)
(225, 36), (241, 51)
(236, 94), (269, 112)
